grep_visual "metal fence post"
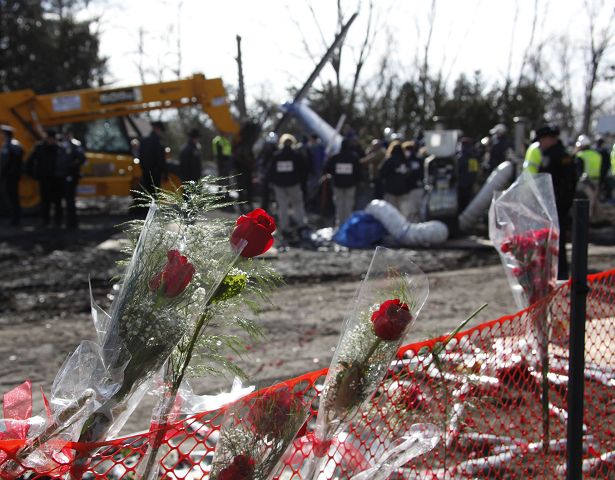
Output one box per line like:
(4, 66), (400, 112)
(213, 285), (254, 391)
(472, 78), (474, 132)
(566, 198), (589, 479)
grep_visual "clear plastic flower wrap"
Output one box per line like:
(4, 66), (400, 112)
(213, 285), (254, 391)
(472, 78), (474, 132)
(207, 382), (314, 480)
(3, 181), (279, 477)
(303, 246), (429, 479)
(488, 172), (560, 450)
(489, 172), (560, 310)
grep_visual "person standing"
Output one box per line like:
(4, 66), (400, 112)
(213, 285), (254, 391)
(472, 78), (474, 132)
(402, 140), (424, 222)
(574, 134), (602, 184)
(58, 129), (86, 229)
(595, 136), (611, 198)
(27, 129), (63, 226)
(179, 129), (202, 183)
(212, 132), (232, 184)
(529, 125), (578, 279)
(523, 139), (542, 175)
(0, 125), (24, 226)
(323, 139), (361, 227)
(257, 132), (278, 211)
(267, 133), (307, 238)
(456, 137), (480, 212)
(360, 138), (386, 202)
(306, 134), (326, 209)
(139, 121), (167, 196)
(488, 123), (511, 173)
(378, 141), (414, 219)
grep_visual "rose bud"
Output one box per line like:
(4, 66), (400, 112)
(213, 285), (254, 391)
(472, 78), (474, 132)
(248, 387), (294, 438)
(149, 250), (195, 298)
(218, 454), (255, 480)
(371, 299), (413, 341)
(230, 208), (276, 258)
(500, 240), (512, 253)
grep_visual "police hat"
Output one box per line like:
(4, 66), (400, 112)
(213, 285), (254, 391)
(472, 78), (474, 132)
(532, 124), (560, 142)
(187, 128), (199, 139)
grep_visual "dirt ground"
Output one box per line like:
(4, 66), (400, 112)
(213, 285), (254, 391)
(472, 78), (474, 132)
(1, 202), (614, 436)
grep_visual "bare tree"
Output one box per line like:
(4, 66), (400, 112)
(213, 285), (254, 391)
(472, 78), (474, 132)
(581, 0), (615, 132)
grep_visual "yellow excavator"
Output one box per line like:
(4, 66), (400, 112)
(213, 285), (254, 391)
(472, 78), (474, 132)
(0, 74), (239, 208)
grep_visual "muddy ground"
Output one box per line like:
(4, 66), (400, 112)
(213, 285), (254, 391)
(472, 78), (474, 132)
(1, 202), (614, 435)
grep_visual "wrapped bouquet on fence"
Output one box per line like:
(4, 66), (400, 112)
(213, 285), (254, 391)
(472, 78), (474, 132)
(488, 171), (560, 451)
(303, 246), (429, 479)
(207, 382), (313, 480)
(0, 180), (279, 478)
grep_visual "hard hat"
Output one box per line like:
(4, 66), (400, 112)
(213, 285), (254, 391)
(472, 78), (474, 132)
(279, 133), (297, 147)
(489, 123), (507, 135)
(575, 134), (591, 148)
(265, 131), (279, 144)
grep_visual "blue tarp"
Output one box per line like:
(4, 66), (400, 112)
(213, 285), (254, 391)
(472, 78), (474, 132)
(333, 212), (386, 248)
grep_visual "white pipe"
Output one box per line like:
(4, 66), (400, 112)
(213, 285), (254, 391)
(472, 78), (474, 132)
(281, 100), (343, 155)
(458, 161), (515, 232)
(366, 199), (449, 246)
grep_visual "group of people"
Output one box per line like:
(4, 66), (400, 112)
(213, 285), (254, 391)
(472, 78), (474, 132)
(1, 125), (86, 228)
(256, 130), (469, 239)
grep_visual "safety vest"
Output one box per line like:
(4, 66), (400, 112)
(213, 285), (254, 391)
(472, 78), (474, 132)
(611, 144), (615, 176)
(212, 135), (232, 157)
(576, 149), (602, 181)
(523, 142), (542, 174)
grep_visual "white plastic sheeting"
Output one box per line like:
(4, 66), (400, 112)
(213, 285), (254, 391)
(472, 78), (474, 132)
(458, 161), (515, 233)
(366, 199), (449, 246)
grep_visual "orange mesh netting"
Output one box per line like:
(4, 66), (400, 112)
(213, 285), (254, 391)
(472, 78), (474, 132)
(1, 269), (614, 479)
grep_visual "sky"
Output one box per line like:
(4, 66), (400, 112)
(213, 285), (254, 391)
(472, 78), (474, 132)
(84, 0), (614, 112)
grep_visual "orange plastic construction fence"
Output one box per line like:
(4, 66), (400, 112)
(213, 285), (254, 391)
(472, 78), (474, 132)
(1, 269), (614, 479)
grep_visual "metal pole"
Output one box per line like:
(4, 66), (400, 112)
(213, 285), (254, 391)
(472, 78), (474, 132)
(566, 198), (589, 480)
(273, 12), (358, 134)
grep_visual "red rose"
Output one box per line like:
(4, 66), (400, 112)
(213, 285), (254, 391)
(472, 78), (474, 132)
(248, 387), (294, 437)
(230, 208), (276, 258)
(371, 299), (413, 341)
(149, 250), (195, 298)
(217, 454), (255, 480)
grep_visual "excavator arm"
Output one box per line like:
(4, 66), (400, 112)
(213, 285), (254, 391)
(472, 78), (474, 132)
(0, 74), (239, 208)
(0, 74), (239, 153)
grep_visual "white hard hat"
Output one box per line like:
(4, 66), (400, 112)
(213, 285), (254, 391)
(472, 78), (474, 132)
(489, 123), (507, 135)
(575, 134), (591, 148)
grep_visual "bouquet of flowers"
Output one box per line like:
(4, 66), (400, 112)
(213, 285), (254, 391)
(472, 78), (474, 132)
(3, 180), (279, 478)
(207, 382), (313, 480)
(489, 172), (560, 449)
(303, 246), (429, 479)
(489, 172), (559, 311)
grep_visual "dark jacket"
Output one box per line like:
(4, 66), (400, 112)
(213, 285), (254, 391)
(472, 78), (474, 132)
(540, 140), (577, 214)
(456, 146), (479, 189)
(27, 142), (60, 179)
(57, 139), (86, 179)
(267, 146), (307, 187)
(1, 139), (24, 178)
(179, 141), (202, 182)
(489, 136), (511, 170)
(379, 151), (414, 195)
(324, 150), (361, 188)
(139, 132), (167, 177)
